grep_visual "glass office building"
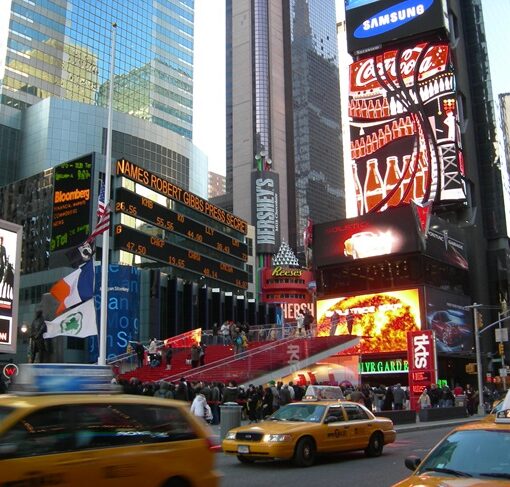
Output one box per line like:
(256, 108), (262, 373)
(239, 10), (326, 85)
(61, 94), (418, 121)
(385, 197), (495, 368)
(226, 0), (344, 260)
(0, 0), (194, 185)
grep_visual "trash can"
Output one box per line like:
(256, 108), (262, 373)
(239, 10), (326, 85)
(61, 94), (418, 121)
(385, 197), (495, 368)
(455, 395), (466, 407)
(220, 402), (242, 440)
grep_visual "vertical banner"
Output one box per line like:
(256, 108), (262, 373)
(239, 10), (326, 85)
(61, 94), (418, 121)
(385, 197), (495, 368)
(348, 42), (465, 217)
(251, 171), (280, 254)
(407, 329), (437, 410)
(0, 220), (22, 354)
(50, 155), (94, 268)
(88, 264), (140, 361)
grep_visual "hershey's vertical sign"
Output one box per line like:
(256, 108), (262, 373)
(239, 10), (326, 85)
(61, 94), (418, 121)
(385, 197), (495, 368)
(252, 171), (280, 254)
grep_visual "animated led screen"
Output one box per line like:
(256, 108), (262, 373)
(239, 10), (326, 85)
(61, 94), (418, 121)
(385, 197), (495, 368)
(347, 41), (465, 218)
(317, 288), (421, 354)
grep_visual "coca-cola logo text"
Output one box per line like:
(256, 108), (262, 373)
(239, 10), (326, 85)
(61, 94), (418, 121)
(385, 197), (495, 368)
(351, 43), (448, 91)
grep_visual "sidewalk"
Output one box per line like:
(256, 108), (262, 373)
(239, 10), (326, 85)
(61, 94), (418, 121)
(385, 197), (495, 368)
(208, 414), (483, 450)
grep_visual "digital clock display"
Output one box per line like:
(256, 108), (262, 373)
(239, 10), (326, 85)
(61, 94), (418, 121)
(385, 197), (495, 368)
(115, 187), (248, 262)
(114, 224), (249, 289)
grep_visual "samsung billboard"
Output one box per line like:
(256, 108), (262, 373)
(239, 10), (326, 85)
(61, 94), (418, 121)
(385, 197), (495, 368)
(345, 0), (449, 55)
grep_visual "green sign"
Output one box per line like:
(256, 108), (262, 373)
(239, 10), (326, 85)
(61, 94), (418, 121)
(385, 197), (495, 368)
(359, 359), (409, 374)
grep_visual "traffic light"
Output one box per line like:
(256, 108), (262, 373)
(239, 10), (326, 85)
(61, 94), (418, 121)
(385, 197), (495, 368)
(465, 363), (477, 374)
(499, 342), (505, 356)
(475, 310), (484, 329)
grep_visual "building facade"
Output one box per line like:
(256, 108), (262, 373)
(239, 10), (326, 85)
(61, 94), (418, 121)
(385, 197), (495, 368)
(226, 0), (345, 263)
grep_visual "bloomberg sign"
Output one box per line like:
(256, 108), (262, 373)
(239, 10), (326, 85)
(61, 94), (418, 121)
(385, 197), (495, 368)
(252, 171), (280, 254)
(346, 0), (448, 55)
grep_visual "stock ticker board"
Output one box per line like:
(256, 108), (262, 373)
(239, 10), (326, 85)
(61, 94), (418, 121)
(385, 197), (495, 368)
(113, 224), (248, 289)
(115, 187), (248, 262)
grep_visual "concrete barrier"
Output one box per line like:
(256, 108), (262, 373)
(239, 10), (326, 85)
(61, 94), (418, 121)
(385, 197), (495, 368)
(376, 410), (416, 425)
(418, 406), (468, 422)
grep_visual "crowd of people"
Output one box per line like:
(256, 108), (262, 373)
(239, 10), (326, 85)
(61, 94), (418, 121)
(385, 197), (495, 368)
(115, 376), (497, 424)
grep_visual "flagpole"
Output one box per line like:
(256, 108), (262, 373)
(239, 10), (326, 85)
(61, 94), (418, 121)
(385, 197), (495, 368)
(98, 22), (117, 366)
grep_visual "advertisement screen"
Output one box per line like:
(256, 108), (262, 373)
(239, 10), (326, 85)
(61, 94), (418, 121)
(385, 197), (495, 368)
(0, 220), (22, 354)
(345, 0), (449, 54)
(425, 287), (473, 353)
(314, 205), (421, 267)
(425, 216), (468, 269)
(50, 155), (93, 267)
(316, 288), (422, 353)
(347, 41), (465, 218)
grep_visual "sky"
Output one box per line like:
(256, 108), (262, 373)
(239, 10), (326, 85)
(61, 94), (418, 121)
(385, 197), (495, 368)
(193, 0), (226, 176)
(193, 0), (510, 177)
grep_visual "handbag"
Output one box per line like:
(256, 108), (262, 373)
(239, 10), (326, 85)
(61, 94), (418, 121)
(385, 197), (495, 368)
(185, 358), (191, 365)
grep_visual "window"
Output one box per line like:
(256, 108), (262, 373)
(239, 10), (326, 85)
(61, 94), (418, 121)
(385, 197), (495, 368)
(325, 407), (345, 422)
(343, 404), (369, 421)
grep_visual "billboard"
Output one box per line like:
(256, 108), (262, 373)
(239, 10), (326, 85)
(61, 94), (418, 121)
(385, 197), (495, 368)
(316, 288), (422, 354)
(0, 220), (22, 354)
(251, 171), (280, 254)
(88, 264), (140, 362)
(347, 41), (465, 218)
(407, 329), (437, 408)
(425, 216), (468, 269)
(345, 0), (449, 54)
(50, 155), (94, 267)
(425, 287), (473, 353)
(314, 205), (421, 267)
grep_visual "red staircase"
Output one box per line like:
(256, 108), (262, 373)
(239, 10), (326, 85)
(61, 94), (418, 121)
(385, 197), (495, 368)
(118, 335), (357, 385)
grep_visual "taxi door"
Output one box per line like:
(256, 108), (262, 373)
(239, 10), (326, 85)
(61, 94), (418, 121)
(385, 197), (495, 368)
(321, 405), (351, 453)
(343, 403), (372, 450)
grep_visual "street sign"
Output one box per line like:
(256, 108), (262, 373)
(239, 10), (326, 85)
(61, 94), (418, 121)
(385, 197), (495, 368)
(500, 368), (508, 377)
(495, 328), (509, 342)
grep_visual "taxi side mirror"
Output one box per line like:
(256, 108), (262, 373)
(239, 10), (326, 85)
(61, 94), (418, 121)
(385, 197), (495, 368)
(0, 443), (18, 458)
(404, 455), (421, 471)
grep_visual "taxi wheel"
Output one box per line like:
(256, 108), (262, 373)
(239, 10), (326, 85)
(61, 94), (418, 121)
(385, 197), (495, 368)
(237, 455), (255, 463)
(293, 437), (316, 467)
(162, 477), (190, 487)
(365, 432), (384, 457)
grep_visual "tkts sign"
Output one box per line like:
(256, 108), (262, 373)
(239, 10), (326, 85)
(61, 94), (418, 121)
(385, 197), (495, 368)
(347, 41), (466, 218)
(407, 329), (437, 409)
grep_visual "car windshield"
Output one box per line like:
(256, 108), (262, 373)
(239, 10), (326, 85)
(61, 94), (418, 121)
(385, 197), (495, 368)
(268, 404), (326, 423)
(417, 429), (510, 479)
(0, 406), (14, 423)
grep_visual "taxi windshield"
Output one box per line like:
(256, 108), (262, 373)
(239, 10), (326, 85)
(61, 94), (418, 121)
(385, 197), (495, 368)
(0, 406), (14, 422)
(268, 404), (326, 423)
(417, 429), (510, 479)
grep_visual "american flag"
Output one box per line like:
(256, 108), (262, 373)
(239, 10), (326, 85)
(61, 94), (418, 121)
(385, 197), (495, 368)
(87, 180), (111, 243)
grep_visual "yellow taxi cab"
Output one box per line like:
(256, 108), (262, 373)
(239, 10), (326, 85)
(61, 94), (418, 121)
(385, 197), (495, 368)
(222, 385), (396, 467)
(392, 391), (510, 486)
(0, 364), (220, 487)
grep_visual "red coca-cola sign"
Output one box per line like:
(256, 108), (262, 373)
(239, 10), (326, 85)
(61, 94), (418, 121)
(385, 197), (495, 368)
(350, 43), (449, 92)
(407, 330), (437, 409)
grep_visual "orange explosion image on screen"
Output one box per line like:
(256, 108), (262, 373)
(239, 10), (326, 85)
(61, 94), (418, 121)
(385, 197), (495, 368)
(317, 293), (419, 353)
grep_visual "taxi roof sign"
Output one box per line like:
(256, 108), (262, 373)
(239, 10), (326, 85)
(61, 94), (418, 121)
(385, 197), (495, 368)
(496, 391), (510, 424)
(303, 385), (345, 402)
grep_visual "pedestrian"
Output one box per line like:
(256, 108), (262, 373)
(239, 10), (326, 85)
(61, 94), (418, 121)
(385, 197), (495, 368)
(303, 309), (314, 338)
(212, 322), (219, 345)
(190, 389), (212, 423)
(392, 383), (406, 410)
(135, 341), (145, 368)
(329, 310), (340, 336)
(382, 385), (394, 410)
(220, 321), (230, 345)
(418, 388), (431, 409)
(190, 343), (200, 368)
(222, 381), (239, 403)
(199, 341), (206, 366)
(296, 311), (305, 337)
(165, 343), (173, 370)
(246, 384), (261, 423)
(261, 387), (273, 418)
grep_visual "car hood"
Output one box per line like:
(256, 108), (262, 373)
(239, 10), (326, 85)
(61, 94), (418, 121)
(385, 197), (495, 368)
(394, 476), (507, 487)
(229, 421), (317, 435)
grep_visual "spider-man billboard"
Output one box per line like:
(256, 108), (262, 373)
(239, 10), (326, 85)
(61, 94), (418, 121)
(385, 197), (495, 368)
(347, 41), (465, 218)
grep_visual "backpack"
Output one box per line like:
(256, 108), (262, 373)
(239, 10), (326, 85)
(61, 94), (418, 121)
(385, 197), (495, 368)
(235, 336), (243, 345)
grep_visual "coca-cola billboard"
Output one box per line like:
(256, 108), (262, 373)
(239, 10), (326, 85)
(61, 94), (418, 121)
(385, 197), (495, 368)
(347, 41), (465, 218)
(407, 329), (437, 409)
(345, 0), (449, 55)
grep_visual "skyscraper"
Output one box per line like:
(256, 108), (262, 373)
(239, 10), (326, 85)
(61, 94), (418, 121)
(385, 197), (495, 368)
(0, 0), (195, 185)
(226, 0), (344, 260)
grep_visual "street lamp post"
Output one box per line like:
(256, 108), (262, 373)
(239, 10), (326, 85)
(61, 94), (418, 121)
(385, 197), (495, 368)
(472, 306), (485, 415)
